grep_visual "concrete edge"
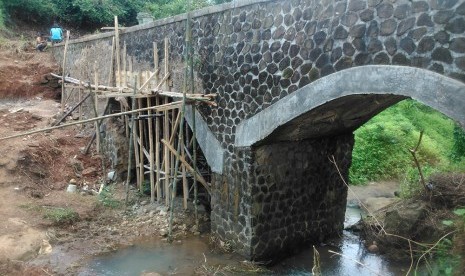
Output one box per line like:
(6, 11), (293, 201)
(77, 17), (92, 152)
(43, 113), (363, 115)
(185, 105), (225, 174)
(235, 65), (465, 147)
(53, 0), (273, 46)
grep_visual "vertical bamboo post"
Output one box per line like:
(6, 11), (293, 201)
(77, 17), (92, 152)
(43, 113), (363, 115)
(163, 38), (170, 206)
(182, 143), (188, 210)
(154, 42), (161, 203)
(60, 30), (70, 113)
(108, 37), (116, 86)
(93, 62), (100, 152)
(138, 76), (145, 193)
(114, 16), (121, 88)
(78, 81), (83, 126)
(132, 71), (141, 188)
(126, 79), (137, 204)
(122, 43), (127, 88)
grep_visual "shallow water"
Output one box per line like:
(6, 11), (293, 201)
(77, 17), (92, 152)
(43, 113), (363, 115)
(80, 206), (413, 276)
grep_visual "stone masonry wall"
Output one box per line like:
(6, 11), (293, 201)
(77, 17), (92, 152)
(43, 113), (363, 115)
(211, 133), (354, 261)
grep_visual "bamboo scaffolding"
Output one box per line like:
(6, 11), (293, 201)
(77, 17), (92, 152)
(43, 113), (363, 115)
(163, 38), (170, 206)
(0, 102), (182, 141)
(61, 30), (70, 113)
(137, 75), (145, 192)
(154, 42), (162, 203)
(115, 16), (121, 87)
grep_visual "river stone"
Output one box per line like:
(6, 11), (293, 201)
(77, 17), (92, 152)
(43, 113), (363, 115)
(417, 36), (435, 53)
(450, 38), (465, 53)
(380, 19), (397, 36)
(397, 17), (416, 36)
(314, 31), (327, 45)
(432, 47), (453, 64)
(384, 201), (427, 237)
(445, 17), (465, 34)
(433, 10), (454, 24)
(341, 12), (358, 27)
(392, 53), (410, 65)
(368, 38), (383, 53)
(360, 8), (375, 22)
(394, 4), (410, 19)
(343, 42), (355, 56)
(417, 13), (434, 27)
(374, 52), (390, 64)
(334, 26), (349, 39)
(377, 3), (394, 18)
(400, 37), (416, 54)
(350, 24), (366, 38)
(367, 0), (381, 7)
(458, 2), (465, 15)
(367, 21), (379, 37)
(434, 30), (450, 44)
(455, 57), (465, 70)
(384, 37), (397, 56)
(349, 0), (366, 12)
(412, 1), (429, 13)
(408, 27), (427, 41)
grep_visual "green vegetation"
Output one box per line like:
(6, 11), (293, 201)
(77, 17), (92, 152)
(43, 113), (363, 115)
(436, 208), (465, 275)
(0, 1), (5, 29)
(350, 99), (465, 191)
(43, 207), (79, 225)
(99, 185), (121, 208)
(0, 0), (232, 29)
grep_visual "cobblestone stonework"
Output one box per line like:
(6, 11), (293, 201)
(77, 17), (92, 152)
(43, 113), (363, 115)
(211, 133), (354, 260)
(53, 0), (465, 261)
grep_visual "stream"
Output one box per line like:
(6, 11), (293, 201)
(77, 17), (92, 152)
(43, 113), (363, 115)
(79, 206), (414, 276)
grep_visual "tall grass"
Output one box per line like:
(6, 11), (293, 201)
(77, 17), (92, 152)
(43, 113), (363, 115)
(350, 99), (463, 186)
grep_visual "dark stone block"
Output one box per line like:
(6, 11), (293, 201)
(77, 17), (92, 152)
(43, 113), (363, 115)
(354, 53), (372, 65)
(324, 39), (334, 52)
(284, 14), (295, 26)
(367, 0), (381, 7)
(434, 31), (450, 44)
(400, 37), (416, 54)
(273, 51), (285, 63)
(374, 52), (390, 64)
(334, 26), (349, 40)
(274, 14), (283, 27)
(293, 8), (303, 21)
(279, 56), (291, 71)
(270, 41), (281, 53)
(433, 10), (454, 24)
(408, 27), (427, 41)
(360, 8), (375, 22)
(397, 17), (416, 36)
(331, 47), (343, 62)
(292, 56), (304, 69)
(432, 0), (458, 9)
(280, 78), (291, 88)
(343, 42), (356, 56)
(308, 68), (320, 81)
(285, 27), (297, 41)
(301, 63), (313, 75)
(450, 38), (465, 53)
(251, 44), (261, 54)
(295, 31), (306, 45)
(411, 56), (431, 68)
(335, 57), (353, 71)
(417, 13), (434, 27)
(263, 51), (272, 63)
(335, 1), (347, 15)
(412, 1), (429, 13)
(352, 38), (367, 51)
(392, 53), (411, 65)
(380, 19), (397, 36)
(291, 70), (301, 83)
(432, 47), (453, 64)
(445, 18), (465, 34)
(394, 4), (410, 19)
(417, 36), (435, 53)
(341, 12), (359, 27)
(262, 30), (272, 40)
(272, 26), (286, 39)
(305, 21), (318, 36)
(349, 0), (367, 12)
(314, 31), (327, 45)
(315, 53), (330, 68)
(368, 38), (383, 53)
(458, 2), (465, 15)
(303, 8), (313, 20)
(267, 63), (279, 74)
(309, 48), (323, 61)
(282, 68), (294, 79)
(367, 21), (379, 37)
(449, 73), (465, 83)
(350, 24), (366, 38)
(299, 75), (311, 87)
(289, 45), (300, 58)
(429, 63), (444, 74)
(377, 3), (394, 18)
(320, 64), (335, 76)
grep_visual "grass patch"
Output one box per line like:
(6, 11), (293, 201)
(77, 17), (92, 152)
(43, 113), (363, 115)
(43, 207), (79, 225)
(99, 186), (122, 209)
(350, 99), (464, 186)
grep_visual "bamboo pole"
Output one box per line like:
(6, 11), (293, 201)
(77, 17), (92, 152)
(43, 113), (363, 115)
(0, 102), (182, 141)
(94, 62), (100, 152)
(60, 30), (70, 113)
(108, 37), (116, 86)
(122, 43), (127, 87)
(137, 75), (145, 192)
(114, 16), (121, 87)
(126, 79), (137, 204)
(163, 38), (170, 206)
(132, 72), (141, 189)
(154, 42), (161, 203)
(148, 97), (155, 203)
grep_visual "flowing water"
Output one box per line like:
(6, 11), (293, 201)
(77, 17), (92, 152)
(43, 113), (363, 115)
(79, 206), (414, 276)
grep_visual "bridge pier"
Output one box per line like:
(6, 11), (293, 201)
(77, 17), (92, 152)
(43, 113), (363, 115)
(210, 133), (354, 261)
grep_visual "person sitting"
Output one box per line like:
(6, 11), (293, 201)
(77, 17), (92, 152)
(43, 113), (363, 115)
(50, 23), (63, 44)
(36, 33), (47, 52)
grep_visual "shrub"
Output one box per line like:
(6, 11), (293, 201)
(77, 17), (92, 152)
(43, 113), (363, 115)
(43, 207), (79, 225)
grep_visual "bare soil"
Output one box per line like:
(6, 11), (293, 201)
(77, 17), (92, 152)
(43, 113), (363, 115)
(0, 42), (205, 275)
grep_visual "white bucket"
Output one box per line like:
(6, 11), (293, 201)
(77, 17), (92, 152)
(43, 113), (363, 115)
(66, 184), (77, 193)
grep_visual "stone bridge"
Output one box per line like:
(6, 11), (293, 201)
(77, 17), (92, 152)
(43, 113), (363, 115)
(54, 0), (465, 261)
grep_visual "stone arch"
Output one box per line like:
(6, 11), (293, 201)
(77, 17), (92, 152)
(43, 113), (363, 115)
(235, 65), (465, 147)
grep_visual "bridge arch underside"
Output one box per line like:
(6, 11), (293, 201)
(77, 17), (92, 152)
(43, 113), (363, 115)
(210, 66), (465, 262)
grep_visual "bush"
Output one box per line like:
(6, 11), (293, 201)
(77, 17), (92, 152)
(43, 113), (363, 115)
(350, 99), (460, 186)
(43, 207), (79, 225)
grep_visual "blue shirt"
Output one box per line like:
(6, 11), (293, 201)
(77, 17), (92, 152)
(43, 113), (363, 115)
(50, 28), (63, 40)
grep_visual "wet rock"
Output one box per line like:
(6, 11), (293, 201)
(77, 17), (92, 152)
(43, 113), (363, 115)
(367, 241), (379, 253)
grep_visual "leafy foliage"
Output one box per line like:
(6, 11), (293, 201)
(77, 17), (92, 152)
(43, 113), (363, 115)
(350, 99), (463, 186)
(43, 207), (79, 225)
(451, 125), (465, 162)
